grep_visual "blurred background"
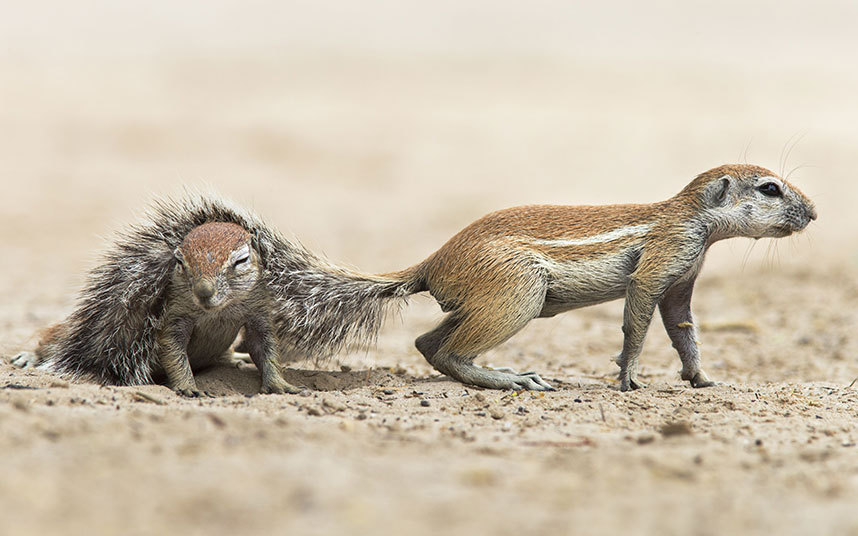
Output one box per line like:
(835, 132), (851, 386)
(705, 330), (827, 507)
(1, 0), (856, 349)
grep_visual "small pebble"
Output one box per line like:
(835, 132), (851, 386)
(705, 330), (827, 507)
(420, 400), (430, 407)
(322, 398), (346, 412)
(490, 409), (504, 420)
(459, 467), (497, 487)
(382, 389), (395, 396)
(207, 413), (227, 429)
(660, 421), (693, 437)
(637, 433), (656, 445)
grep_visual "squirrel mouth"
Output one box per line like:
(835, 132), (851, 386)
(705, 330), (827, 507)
(197, 298), (226, 311)
(772, 225), (795, 237)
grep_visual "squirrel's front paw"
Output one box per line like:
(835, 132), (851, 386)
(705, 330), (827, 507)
(689, 370), (717, 388)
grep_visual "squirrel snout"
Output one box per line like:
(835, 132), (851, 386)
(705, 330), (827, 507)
(193, 280), (216, 303)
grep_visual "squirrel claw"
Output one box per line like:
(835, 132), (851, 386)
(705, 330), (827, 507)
(629, 377), (647, 390)
(517, 371), (556, 391)
(688, 370), (717, 389)
(175, 388), (212, 398)
(447, 365), (555, 391)
(10, 351), (38, 369)
(486, 367), (555, 391)
(619, 376), (647, 392)
(260, 382), (302, 395)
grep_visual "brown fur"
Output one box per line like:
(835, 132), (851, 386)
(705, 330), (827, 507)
(181, 222), (251, 278)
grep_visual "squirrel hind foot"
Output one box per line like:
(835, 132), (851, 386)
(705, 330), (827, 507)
(9, 351), (39, 369)
(440, 358), (555, 391)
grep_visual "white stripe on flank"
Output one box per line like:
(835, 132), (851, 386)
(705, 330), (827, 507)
(528, 224), (651, 247)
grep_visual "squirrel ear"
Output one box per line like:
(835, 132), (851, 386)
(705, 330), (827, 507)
(705, 175), (731, 207)
(249, 228), (262, 254)
(173, 247), (185, 265)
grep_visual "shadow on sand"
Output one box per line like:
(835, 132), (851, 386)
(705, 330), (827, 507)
(194, 363), (422, 396)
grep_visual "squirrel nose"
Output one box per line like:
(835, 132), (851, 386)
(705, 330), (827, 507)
(807, 204), (817, 221)
(194, 280), (216, 302)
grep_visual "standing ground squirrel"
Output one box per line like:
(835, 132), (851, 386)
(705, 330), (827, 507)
(271, 163), (816, 392)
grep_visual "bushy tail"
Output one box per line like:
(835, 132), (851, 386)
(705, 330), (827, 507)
(264, 256), (426, 359)
(144, 192), (428, 360)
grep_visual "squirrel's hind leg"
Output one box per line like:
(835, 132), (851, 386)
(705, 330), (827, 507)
(232, 327), (251, 355)
(416, 332), (555, 391)
(415, 301), (554, 392)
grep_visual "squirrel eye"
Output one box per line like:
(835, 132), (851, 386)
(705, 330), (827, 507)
(234, 255), (249, 267)
(758, 182), (782, 197)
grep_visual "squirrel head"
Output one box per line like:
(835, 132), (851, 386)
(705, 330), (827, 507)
(173, 222), (260, 311)
(682, 164), (817, 241)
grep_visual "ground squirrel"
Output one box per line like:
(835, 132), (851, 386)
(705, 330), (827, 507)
(10, 196), (383, 396)
(271, 163), (816, 392)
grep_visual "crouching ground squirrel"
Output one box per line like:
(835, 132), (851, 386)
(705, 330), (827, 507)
(11, 197), (316, 396)
(271, 163), (815, 392)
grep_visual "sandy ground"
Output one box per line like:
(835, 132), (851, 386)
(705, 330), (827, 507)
(2, 2), (858, 535)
